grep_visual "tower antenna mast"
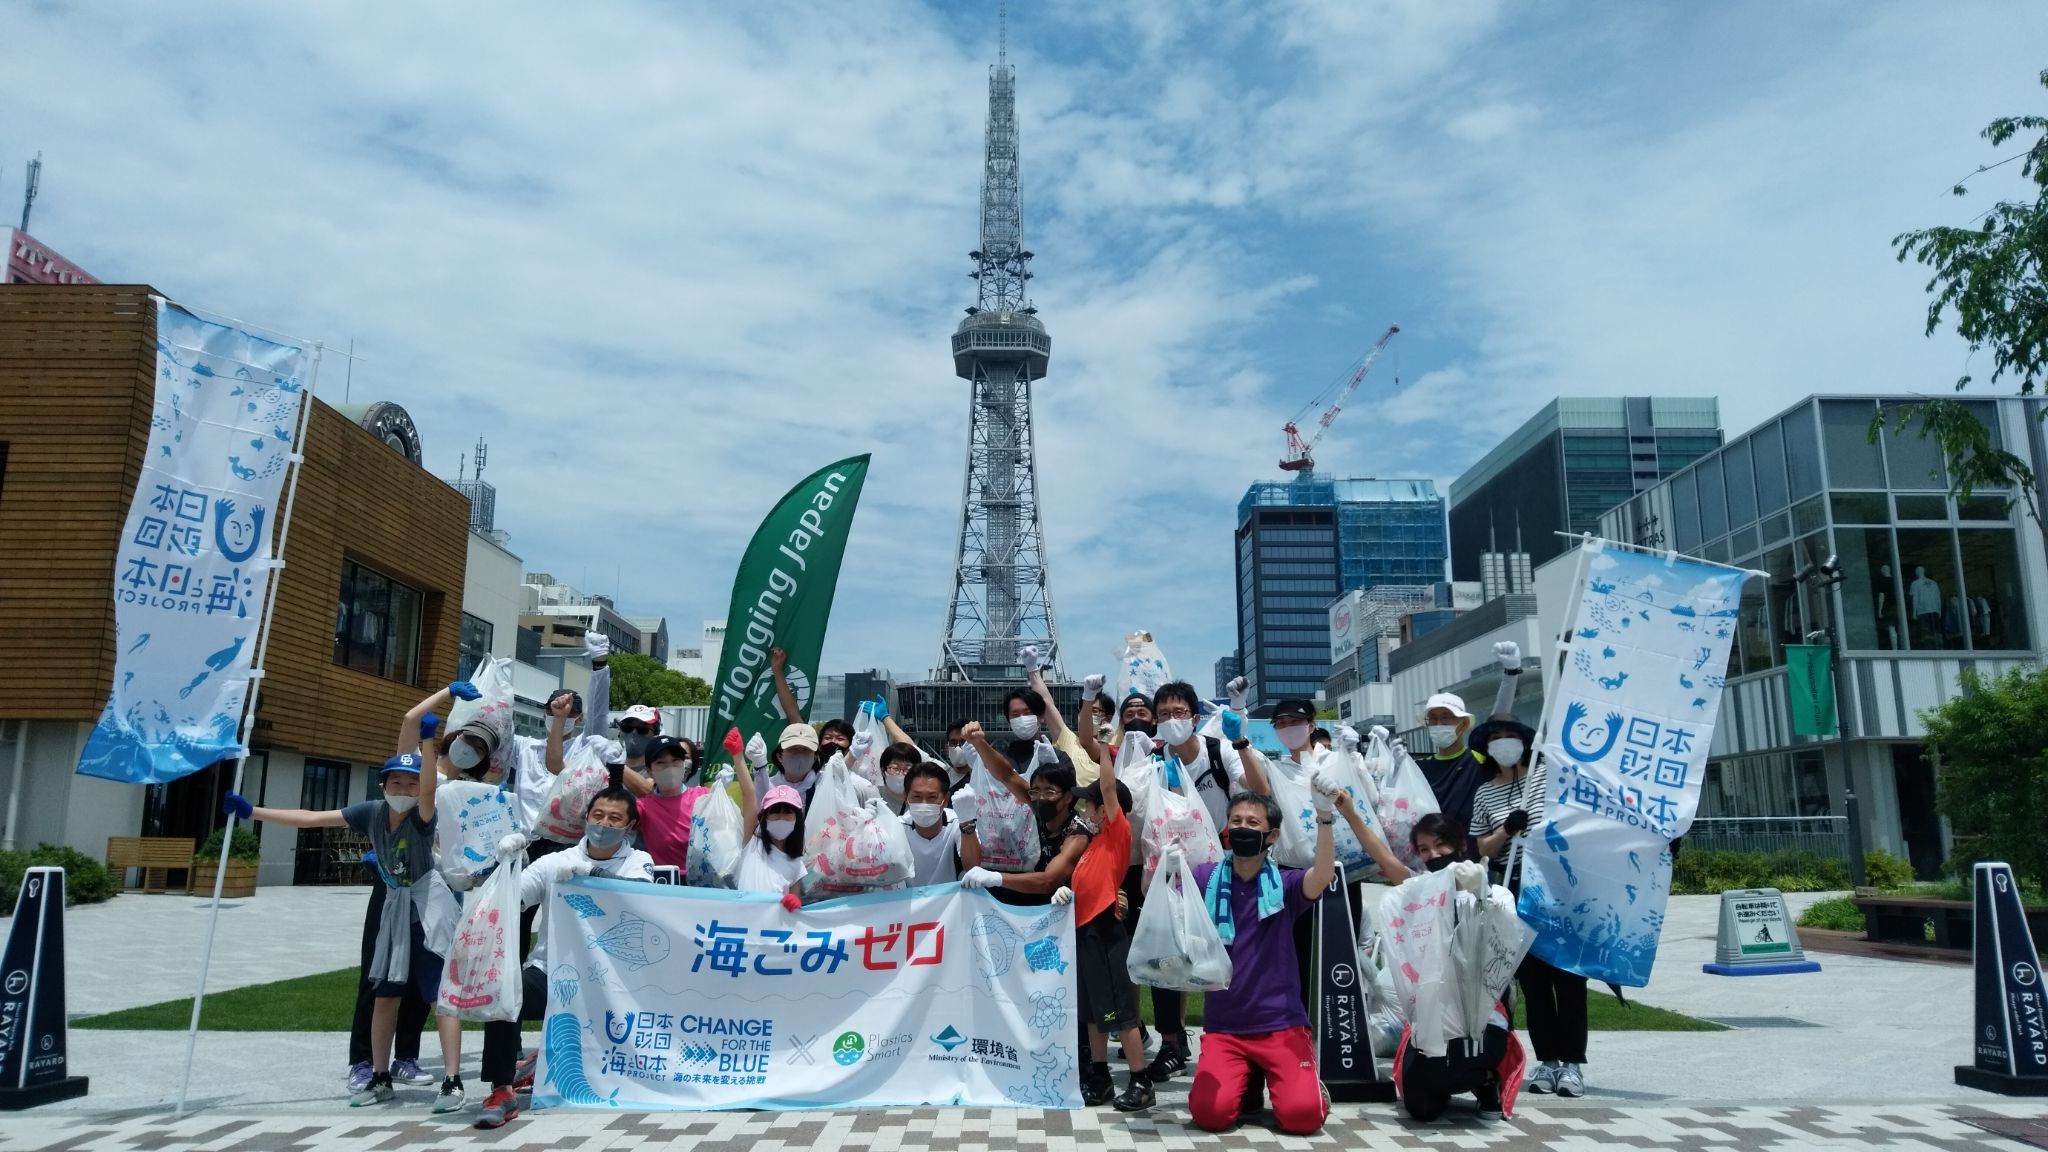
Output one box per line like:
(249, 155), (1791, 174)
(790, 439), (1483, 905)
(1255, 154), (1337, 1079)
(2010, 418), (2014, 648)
(19, 152), (41, 233)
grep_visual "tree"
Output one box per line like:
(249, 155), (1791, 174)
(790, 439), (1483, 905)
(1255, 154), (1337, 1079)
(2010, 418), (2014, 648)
(605, 650), (711, 709)
(1882, 68), (2048, 548)
(1920, 665), (2048, 892)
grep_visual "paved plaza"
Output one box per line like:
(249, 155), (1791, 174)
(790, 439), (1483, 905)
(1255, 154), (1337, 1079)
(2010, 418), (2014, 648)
(2, 887), (2043, 1149)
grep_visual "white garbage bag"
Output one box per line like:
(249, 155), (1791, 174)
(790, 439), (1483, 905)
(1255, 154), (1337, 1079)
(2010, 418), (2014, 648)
(685, 780), (745, 889)
(533, 740), (610, 845)
(1373, 734), (1441, 875)
(436, 851), (523, 1022)
(1133, 735), (1225, 885)
(446, 656), (518, 775)
(435, 779), (524, 879)
(1126, 851), (1232, 992)
(971, 747), (1040, 873)
(1116, 631), (1173, 704)
(803, 754), (915, 894)
(1261, 750), (1319, 869)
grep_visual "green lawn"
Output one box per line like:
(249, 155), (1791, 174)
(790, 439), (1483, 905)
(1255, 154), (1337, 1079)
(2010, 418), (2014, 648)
(84, 967), (1718, 1034)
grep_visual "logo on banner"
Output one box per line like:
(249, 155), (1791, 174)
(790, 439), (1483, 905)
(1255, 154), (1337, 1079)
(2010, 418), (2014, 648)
(832, 1032), (865, 1066)
(2018, 963), (2039, 988)
(931, 1026), (966, 1052)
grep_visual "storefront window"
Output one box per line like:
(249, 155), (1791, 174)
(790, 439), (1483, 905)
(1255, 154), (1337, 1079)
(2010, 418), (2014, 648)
(1879, 405), (1948, 490)
(1729, 524), (1759, 559)
(1821, 399), (1884, 488)
(1956, 528), (2030, 650)
(1834, 527), (1903, 651)
(1784, 402), (1824, 499)
(1752, 419), (1790, 514)
(1895, 527), (1962, 650)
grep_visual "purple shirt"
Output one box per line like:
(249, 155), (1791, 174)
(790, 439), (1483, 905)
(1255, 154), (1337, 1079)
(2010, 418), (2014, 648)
(1193, 862), (1313, 1035)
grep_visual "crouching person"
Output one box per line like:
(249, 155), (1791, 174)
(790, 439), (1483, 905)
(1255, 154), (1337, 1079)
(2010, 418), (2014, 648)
(1187, 779), (1343, 1136)
(474, 786), (654, 1129)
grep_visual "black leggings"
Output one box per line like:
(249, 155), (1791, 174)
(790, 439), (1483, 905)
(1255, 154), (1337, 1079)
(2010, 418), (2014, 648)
(481, 967), (551, 1086)
(1517, 953), (1588, 1064)
(348, 883), (427, 1065)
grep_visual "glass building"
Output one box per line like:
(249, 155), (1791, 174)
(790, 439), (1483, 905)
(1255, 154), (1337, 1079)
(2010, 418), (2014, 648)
(1448, 397), (1722, 582)
(1600, 395), (2047, 878)
(1235, 476), (1447, 706)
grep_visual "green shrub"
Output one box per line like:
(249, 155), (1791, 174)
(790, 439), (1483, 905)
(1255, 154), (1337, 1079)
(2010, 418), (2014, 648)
(1797, 895), (1866, 932)
(194, 828), (263, 863)
(1670, 848), (1851, 895)
(0, 843), (118, 908)
(1861, 849), (1916, 891)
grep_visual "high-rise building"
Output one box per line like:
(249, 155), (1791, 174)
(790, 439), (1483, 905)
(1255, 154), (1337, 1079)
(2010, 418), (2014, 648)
(1213, 655), (1242, 699)
(1234, 477), (1447, 707)
(1447, 397), (1722, 581)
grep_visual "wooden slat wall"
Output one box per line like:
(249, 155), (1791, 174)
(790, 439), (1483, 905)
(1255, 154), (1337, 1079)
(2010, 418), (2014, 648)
(0, 286), (471, 764)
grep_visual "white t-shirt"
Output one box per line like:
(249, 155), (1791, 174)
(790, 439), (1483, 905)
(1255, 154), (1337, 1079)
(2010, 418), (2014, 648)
(1161, 737), (1247, 829)
(900, 810), (962, 887)
(736, 837), (806, 895)
(518, 840), (654, 968)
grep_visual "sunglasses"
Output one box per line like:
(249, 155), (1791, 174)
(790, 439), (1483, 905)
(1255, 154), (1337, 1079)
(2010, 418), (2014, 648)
(619, 722), (654, 736)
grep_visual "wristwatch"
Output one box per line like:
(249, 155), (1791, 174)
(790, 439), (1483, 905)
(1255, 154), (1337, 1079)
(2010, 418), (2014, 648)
(1231, 738), (1252, 751)
(1316, 814), (1336, 825)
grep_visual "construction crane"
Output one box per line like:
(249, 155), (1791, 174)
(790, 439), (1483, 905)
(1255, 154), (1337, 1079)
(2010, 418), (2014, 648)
(1279, 323), (1400, 473)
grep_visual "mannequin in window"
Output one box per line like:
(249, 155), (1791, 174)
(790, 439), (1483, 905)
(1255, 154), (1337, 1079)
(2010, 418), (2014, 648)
(1908, 566), (1942, 647)
(1973, 595), (1994, 642)
(1873, 565), (1897, 649)
(1945, 594), (1967, 647)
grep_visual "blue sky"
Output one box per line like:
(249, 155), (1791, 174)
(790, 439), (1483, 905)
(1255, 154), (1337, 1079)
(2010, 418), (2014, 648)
(6, 1), (2045, 686)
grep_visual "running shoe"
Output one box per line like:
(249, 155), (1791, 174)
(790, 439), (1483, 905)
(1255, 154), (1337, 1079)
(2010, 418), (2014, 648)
(1527, 1059), (1560, 1094)
(433, 1078), (466, 1114)
(349, 1073), (395, 1108)
(475, 1086), (521, 1128)
(1475, 1080), (1503, 1122)
(346, 1061), (373, 1093)
(1144, 1038), (1188, 1081)
(392, 1057), (435, 1086)
(512, 1048), (538, 1091)
(1555, 1062), (1585, 1098)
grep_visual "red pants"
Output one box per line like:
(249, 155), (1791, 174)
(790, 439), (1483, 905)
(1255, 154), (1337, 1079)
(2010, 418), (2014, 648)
(1190, 1026), (1327, 1135)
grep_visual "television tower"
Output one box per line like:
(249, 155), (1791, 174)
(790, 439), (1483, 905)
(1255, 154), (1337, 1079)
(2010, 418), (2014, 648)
(935, 2), (1063, 683)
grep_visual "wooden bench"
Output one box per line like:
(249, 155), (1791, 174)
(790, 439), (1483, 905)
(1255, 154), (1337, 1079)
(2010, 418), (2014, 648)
(106, 836), (195, 894)
(1856, 895), (1972, 949)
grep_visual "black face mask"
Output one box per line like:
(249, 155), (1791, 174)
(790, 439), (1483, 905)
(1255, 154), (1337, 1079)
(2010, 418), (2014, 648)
(1226, 827), (1268, 859)
(1123, 718), (1157, 738)
(1424, 854), (1455, 873)
(1032, 799), (1064, 826)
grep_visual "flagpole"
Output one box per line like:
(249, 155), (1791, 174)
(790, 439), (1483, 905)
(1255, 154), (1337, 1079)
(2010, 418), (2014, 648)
(1504, 535), (1599, 886)
(173, 341), (322, 1118)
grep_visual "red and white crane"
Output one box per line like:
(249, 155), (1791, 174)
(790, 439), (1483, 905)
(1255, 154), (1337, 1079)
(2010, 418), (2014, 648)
(1279, 323), (1400, 474)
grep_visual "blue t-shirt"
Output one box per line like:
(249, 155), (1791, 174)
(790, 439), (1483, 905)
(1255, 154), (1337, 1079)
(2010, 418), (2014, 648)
(1192, 862), (1313, 1035)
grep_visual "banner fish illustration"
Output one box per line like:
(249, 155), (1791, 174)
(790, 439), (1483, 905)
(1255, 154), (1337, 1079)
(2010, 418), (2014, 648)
(543, 1013), (619, 1107)
(562, 893), (606, 920)
(1023, 937), (1067, 975)
(587, 910), (669, 969)
(972, 914), (1024, 979)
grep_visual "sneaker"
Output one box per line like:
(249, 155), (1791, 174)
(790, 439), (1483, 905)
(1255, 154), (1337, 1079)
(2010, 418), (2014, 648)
(392, 1058), (435, 1086)
(512, 1049), (538, 1091)
(346, 1061), (374, 1093)
(350, 1073), (395, 1107)
(1555, 1062), (1585, 1098)
(434, 1078), (466, 1114)
(1113, 1076), (1155, 1113)
(1145, 1038), (1188, 1081)
(1475, 1081), (1503, 1122)
(475, 1086), (520, 1129)
(1527, 1060), (1560, 1094)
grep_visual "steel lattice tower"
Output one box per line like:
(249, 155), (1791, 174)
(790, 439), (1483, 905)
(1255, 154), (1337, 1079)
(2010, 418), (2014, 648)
(935, 8), (1063, 683)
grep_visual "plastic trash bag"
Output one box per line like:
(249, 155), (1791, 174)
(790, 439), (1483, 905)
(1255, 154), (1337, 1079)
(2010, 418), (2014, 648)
(847, 705), (885, 788)
(436, 852), (523, 1022)
(446, 656), (518, 774)
(533, 740), (610, 846)
(803, 754), (915, 894)
(1380, 865), (1530, 1058)
(1126, 851), (1232, 992)
(971, 746), (1040, 873)
(1372, 734), (1440, 876)
(435, 780), (524, 880)
(685, 780), (745, 889)
(1262, 751), (1319, 869)
(1116, 631), (1173, 705)
(1133, 735), (1225, 885)
(1318, 745), (1389, 879)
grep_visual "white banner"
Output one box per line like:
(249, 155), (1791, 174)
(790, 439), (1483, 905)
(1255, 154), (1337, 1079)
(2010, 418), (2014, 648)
(1518, 540), (1750, 986)
(76, 300), (309, 785)
(537, 878), (1080, 1111)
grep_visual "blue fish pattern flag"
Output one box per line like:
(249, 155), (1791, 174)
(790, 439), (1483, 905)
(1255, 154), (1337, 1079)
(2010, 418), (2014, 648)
(1518, 539), (1751, 987)
(77, 300), (310, 785)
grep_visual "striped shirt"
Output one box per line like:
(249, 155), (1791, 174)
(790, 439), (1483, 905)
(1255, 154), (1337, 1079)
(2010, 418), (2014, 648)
(1469, 757), (1550, 883)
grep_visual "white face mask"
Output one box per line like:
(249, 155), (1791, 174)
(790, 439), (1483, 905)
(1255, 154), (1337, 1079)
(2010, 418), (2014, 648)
(1156, 717), (1195, 746)
(884, 772), (907, 795)
(1275, 724), (1311, 752)
(766, 817), (797, 841)
(1427, 724), (1461, 751)
(654, 766), (691, 795)
(384, 792), (418, 814)
(907, 803), (944, 829)
(448, 741), (482, 771)
(1009, 715), (1041, 742)
(1487, 738), (1526, 767)
(948, 746), (972, 769)
(781, 752), (815, 779)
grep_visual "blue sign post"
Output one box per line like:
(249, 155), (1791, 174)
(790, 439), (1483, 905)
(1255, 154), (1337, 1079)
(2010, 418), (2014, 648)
(1954, 862), (2048, 1096)
(0, 866), (89, 1109)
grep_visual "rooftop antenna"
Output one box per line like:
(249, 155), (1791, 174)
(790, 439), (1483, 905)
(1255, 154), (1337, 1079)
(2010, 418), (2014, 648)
(343, 337), (355, 403)
(458, 453), (467, 483)
(19, 152), (41, 233)
(473, 435), (489, 480)
(998, 0), (1007, 66)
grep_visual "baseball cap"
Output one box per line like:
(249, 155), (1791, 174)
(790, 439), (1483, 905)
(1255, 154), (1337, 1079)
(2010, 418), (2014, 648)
(1270, 698), (1317, 723)
(778, 723), (820, 751)
(620, 704), (661, 729)
(760, 784), (806, 812)
(1424, 692), (1471, 720)
(644, 736), (690, 765)
(381, 752), (423, 776)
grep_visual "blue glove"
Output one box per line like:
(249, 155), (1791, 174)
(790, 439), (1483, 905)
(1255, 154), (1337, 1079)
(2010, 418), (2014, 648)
(870, 695), (890, 721)
(1221, 710), (1244, 742)
(222, 792), (253, 821)
(419, 713), (440, 739)
(363, 850), (377, 867)
(448, 681), (480, 701)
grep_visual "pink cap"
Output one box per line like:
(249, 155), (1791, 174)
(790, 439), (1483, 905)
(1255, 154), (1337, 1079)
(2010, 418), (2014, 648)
(761, 784), (805, 813)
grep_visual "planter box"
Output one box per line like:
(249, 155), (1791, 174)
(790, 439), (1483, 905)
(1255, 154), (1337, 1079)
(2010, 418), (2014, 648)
(1857, 893), (2048, 951)
(192, 859), (259, 898)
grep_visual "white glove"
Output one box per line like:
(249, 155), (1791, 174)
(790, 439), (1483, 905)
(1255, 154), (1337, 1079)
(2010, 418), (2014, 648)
(1390, 738), (1408, 758)
(1335, 724), (1360, 752)
(714, 766), (734, 787)
(1452, 860), (1487, 895)
(1050, 886), (1074, 906)
(566, 859), (596, 879)
(584, 632), (611, 662)
(951, 784), (978, 827)
(1227, 675), (1249, 711)
(1368, 724), (1389, 743)
(961, 866), (1005, 890)
(1034, 735), (1060, 767)
(1020, 645), (1041, 671)
(850, 731), (874, 761)
(1081, 673), (1106, 701)
(1309, 771), (1338, 813)
(744, 732), (769, 770)
(1121, 731), (1157, 760)
(1495, 640), (1521, 671)
(497, 832), (530, 859)
(596, 738), (626, 767)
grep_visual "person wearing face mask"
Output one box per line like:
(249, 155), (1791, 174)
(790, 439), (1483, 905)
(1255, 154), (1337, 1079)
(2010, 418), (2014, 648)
(1186, 779), (1342, 1136)
(990, 688), (1076, 783)
(737, 779), (810, 898)
(1048, 744), (1151, 1111)
(473, 786), (653, 1128)
(898, 763), (965, 886)
(1076, 677), (1158, 770)
(1017, 644), (1097, 784)
(878, 742), (922, 813)
(628, 736), (709, 871)
(942, 719), (978, 792)
(613, 704), (663, 787)
(757, 722), (824, 804)
(225, 694), (460, 1111)
(958, 717), (1089, 908)
(1416, 692), (1486, 855)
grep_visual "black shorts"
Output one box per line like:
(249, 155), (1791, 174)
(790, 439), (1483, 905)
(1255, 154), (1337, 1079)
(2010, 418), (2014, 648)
(1076, 915), (1141, 1033)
